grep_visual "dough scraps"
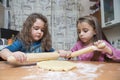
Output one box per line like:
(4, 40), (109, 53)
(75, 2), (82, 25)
(37, 60), (76, 71)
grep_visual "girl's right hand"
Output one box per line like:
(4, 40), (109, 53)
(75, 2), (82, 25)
(12, 51), (27, 63)
(58, 50), (72, 58)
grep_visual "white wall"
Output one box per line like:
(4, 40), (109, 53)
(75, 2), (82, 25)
(9, 0), (89, 50)
(6, 0), (120, 50)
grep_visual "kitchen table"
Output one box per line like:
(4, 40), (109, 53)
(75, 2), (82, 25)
(0, 61), (120, 80)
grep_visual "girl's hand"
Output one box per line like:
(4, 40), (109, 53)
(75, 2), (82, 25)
(94, 40), (112, 54)
(94, 40), (106, 49)
(58, 50), (72, 58)
(12, 51), (27, 63)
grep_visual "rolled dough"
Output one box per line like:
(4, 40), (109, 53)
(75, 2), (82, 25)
(37, 60), (76, 71)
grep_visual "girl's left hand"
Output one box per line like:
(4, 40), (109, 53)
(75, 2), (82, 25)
(94, 40), (112, 54)
(94, 40), (106, 49)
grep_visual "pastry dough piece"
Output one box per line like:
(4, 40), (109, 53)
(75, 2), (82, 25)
(37, 60), (76, 71)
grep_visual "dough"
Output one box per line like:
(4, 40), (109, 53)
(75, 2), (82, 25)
(37, 60), (76, 71)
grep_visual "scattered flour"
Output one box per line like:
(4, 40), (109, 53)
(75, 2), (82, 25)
(22, 75), (38, 80)
(21, 62), (104, 80)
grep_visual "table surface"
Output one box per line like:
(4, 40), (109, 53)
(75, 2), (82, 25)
(0, 61), (120, 80)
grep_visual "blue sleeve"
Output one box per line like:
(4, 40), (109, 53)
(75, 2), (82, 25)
(6, 39), (23, 52)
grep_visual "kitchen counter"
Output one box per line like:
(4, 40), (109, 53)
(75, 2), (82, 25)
(0, 61), (120, 80)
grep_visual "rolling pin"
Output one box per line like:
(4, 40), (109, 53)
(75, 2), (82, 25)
(7, 52), (60, 65)
(71, 42), (106, 57)
(7, 43), (105, 65)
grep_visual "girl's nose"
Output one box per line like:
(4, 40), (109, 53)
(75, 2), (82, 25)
(80, 31), (84, 36)
(38, 29), (42, 33)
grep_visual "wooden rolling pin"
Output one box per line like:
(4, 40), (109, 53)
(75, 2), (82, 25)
(7, 43), (105, 65)
(71, 42), (106, 57)
(7, 52), (60, 65)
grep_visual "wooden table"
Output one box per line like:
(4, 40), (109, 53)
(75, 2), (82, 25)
(0, 61), (120, 80)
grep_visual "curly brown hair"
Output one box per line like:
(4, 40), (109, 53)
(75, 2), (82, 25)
(17, 13), (52, 51)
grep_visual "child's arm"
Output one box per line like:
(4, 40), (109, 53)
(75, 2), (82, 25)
(95, 40), (120, 62)
(0, 48), (13, 60)
(0, 48), (27, 62)
(58, 43), (105, 59)
(102, 45), (112, 55)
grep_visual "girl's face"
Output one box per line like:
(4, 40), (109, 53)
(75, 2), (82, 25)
(77, 22), (96, 44)
(31, 19), (45, 41)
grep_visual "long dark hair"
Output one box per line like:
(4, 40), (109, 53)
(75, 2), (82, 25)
(76, 15), (110, 61)
(17, 13), (52, 51)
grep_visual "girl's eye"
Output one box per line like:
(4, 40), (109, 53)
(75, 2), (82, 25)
(83, 29), (88, 33)
(33, 27), (39, 30)
(41, 29), (45, 32)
